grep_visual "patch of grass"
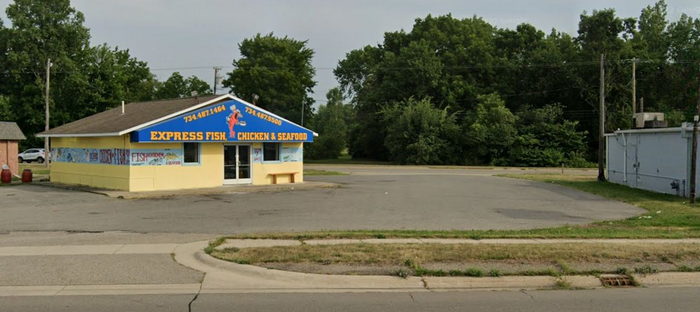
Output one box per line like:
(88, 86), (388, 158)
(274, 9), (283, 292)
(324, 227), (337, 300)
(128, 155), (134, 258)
(305, 155), (390, 165)
(204, 237), (227, 254)
(210, 242), (700, 271)
(19, 164), (49, 175)
(553, 277), (573, 289)
(303, 169), (348, 176)
(222, 174), (700, 240)
(488, 269), (502, 277)
(634, 265), (658, 274)
(394, 268), (411, 278)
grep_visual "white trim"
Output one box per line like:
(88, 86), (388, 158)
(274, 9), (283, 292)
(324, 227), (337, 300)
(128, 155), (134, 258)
(223, 144), (252, 184)
(222, 95), (317, 135)
(604, 126), (690, 137)
(38, 94), (319, 138)
(117, 94), (234, 135)
(36, 132), (121, 138)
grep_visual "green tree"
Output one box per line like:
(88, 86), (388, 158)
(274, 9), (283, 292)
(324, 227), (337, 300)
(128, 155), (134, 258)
(305, 88), (351, 159)
(382, 97), (460, 165)
(464, 94), (517, 164)
(78, 44), (158, 116)
(155, 72), (211, 99)
(223, 33), (316, 124)
(508, 104), (589, 167)
(0, 0), (160, 148)
(0, 0), (90, 146)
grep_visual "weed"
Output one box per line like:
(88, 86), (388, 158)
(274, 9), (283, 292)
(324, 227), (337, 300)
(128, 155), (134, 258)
(553, 277), (572, 289)
(488, 269), (502, 277)
(464, 268), (484, 277)
(634, 265), (658, 274)
(615, 267), (630, 275)
(677, 265), (694, 272)
(395, 268), (411, 278)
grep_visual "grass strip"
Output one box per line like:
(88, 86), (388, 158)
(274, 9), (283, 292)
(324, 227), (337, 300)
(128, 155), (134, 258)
(210, 242), (700, 277)
(303, 169), (348, 176)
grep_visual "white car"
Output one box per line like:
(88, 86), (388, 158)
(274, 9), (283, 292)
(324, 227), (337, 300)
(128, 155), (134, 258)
(18, 148), (46, 163)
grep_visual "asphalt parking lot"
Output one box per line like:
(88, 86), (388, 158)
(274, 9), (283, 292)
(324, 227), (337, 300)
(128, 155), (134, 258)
(0, 166), (643, 234)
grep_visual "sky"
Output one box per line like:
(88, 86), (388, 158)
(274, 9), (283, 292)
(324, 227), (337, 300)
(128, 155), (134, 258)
(1, 0), (699, 105)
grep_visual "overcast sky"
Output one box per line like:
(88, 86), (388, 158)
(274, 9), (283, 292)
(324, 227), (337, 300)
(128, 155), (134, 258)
(1, 0), (699, 105)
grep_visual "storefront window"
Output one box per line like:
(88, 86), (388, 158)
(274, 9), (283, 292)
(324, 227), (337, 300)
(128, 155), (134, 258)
(184, 143), (199, 164)
(263, 143), (280, 161)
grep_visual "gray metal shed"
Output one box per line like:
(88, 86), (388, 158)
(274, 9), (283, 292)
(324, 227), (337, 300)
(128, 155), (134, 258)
(606, 124), (696, 197)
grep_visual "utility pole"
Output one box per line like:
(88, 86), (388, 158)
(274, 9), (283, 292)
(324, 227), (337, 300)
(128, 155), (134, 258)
(44, 58), (52, 168)
(598, 54), (606, 182)
(691, 71), (700, 204)
(632, 58), (637, 116)
(213, 66), (222, 95)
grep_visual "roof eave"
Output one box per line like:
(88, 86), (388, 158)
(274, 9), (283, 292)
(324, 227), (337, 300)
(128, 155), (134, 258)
(116, 94), (235, 135)
(36, 132), (122, 138)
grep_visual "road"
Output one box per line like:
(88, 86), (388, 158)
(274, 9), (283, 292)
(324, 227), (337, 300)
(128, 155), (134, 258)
(1, 287), (699, 312)
(0, 165), (642, 233)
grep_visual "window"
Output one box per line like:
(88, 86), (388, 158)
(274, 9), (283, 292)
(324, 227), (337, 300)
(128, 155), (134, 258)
(184, 143), (199, 164)
(263, 143), (280, 161)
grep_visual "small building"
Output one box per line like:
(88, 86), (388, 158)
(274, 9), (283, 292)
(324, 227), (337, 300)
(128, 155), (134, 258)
(606, 124), (697, 197)
(37, 94), (317, 191)
(0, 121), (26, 175)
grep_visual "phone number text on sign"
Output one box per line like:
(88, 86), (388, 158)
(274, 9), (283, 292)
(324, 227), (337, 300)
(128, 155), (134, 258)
(183, 104), (226, 123)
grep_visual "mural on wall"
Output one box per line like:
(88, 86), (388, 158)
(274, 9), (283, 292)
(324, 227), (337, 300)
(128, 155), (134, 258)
(281, 146), (302, 162)
(51, 148), (130, 165)
(51, 148), (183, 166)
(130, 149), (183, 166)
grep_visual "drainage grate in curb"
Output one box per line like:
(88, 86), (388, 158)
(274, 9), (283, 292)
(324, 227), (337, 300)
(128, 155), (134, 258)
(600, 275), (635, 287)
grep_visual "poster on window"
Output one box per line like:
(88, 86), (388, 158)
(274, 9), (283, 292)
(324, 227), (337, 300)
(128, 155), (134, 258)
(130, 149), (183, 166)
(281, 146), (302, 162)
(253, 147), (263, 163)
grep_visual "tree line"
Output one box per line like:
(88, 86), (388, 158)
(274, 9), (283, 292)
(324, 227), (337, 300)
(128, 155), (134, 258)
(1, 0), (699, 167)
(319, 1), (700, 165)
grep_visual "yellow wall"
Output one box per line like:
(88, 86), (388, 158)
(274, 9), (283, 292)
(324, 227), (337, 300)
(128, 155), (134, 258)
(251, 142), (304, 185)
(50, 136), (131, 190)
(51, 138), (305, 191)
(129, 142), (223, 192)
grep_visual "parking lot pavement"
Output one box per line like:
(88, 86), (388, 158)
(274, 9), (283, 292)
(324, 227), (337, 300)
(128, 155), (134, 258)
(0, 166), (643, 234)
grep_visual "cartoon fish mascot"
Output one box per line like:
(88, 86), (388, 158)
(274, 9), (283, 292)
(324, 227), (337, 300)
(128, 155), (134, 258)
(226, 105), (246, 139)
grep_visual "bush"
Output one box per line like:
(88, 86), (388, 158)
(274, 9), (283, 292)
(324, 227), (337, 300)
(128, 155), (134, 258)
(507, 104), (588, 167)
(464, 93), (517, 165)
(382, 97), (461, 165)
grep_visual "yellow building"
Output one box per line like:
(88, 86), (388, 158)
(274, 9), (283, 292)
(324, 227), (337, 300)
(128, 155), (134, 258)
(37, 94), (317, 192)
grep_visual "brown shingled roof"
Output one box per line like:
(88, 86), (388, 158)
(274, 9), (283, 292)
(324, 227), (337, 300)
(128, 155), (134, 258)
(38, 95), (227, 136)
(0, 121), (26, 140)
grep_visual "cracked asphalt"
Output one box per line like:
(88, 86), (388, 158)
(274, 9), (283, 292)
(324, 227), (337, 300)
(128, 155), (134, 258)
(0, 166), (643, 233)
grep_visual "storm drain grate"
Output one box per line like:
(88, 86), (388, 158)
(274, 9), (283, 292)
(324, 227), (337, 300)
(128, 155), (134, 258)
(600, 275), (635, 287)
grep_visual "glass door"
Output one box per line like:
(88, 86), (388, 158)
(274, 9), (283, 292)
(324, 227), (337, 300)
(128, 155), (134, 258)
(238, 145), (251, 181)
(223, 145), (251, 184)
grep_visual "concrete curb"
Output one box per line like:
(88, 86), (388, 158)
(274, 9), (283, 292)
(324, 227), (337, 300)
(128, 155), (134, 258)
(196, 239), (700, 293)
(177, 241), (610, 293)
(216, 238), (700, 250)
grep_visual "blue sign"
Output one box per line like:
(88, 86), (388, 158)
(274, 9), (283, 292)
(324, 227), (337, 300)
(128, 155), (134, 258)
(131, 99), (315, 143)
